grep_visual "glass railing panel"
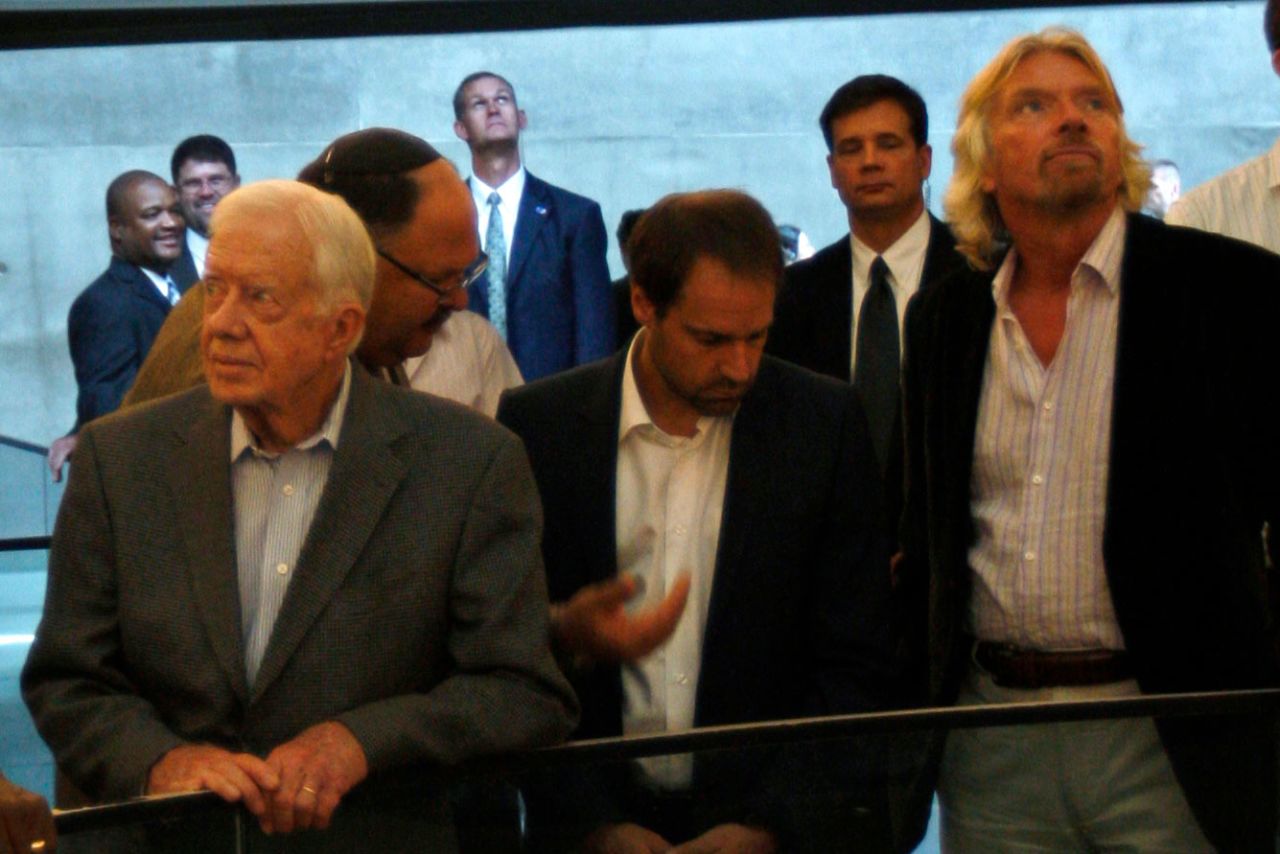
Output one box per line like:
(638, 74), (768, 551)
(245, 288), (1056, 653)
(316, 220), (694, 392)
(47, 691), (1280, 853)
(1, 547), (52, 802)
(0, 439), (64, 539)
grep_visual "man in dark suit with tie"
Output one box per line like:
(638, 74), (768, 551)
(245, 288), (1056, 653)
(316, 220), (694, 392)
(900, 28), (1280, 851)
(67, 170), (189, 429)
(24, 179), (577, 851)
(453, 71), (615, 381)
(499, 190), (895, 853)
(769, 76), (964, 531)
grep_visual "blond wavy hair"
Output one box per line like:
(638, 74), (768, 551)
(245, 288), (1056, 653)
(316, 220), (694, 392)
(944, 28), (1151, 270)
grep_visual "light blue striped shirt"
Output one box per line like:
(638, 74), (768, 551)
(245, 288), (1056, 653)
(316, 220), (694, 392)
(968, 207), (1126, 651)
(230, 365), (352, 687)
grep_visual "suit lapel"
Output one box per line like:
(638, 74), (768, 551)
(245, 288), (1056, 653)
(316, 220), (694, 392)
(114, 257), (172, 314)
(827, 238), (855, 381)
(702, 361), (776, 655)
(249, 370), (410, 702)
(919, 213), (961, 295)
(506, 173), (551, 291)
(577, 353), (626, 586)
(170, 392), (250, 704)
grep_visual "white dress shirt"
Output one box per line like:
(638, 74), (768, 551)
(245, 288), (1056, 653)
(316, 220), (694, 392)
(1167, 136), (1280, 254)
(471, 168), (525, 269)
(849, 208), (932, 379)
(616, 332), (733, 790)
(402, 311), (523, 417)
(138, 266), (177, 302)
(187, 229), (210, 278)
(968, 207), (1127, 652)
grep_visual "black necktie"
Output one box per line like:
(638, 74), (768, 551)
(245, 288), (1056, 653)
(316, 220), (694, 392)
(854, 256), (898, 474)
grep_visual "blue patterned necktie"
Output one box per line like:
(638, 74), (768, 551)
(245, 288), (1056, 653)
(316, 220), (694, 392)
(485, 192), (507, 339)
(164, 275), (180, 307)
(853, 256), (898, 474)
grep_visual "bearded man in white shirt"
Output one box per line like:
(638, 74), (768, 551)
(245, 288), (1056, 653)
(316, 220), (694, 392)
(500, 189), (896, 854)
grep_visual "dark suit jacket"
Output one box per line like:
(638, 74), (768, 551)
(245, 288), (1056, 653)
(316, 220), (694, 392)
(67, 256), (180, 428)
(498, 352), (896, 848)
(171, 237), (200, 292)
(467, 172), (615, 381)
(24, 368), (578, 850)
(768, 214), (962, 385)
(899, 213), (1280, 851)
(768, 215), (963, 552)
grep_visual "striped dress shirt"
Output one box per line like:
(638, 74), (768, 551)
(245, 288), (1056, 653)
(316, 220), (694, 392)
(1167, 137), (1280, 254)
(231, 365), (351, 687)
(967, 208), (1127, 652)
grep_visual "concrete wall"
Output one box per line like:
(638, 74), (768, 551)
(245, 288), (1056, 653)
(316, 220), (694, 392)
(0, 1), (1274, 445)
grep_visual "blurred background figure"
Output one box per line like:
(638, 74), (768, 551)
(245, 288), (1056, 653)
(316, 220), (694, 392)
(1142, 158), (1181, 219)
(612, 207), (647, 346)
(777, 223), (816, 264)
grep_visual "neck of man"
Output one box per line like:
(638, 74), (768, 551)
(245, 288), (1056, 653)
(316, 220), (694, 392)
(1004, 198), (1118, 294)
(471, 144), (522, 189)
(119, 253), (173, 277)
(632, 330), (699, 439)
(237, 362), (345, 455)
(849, 196), (925, 255)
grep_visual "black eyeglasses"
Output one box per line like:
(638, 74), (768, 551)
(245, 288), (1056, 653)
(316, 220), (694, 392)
(376, 248), (489, 298)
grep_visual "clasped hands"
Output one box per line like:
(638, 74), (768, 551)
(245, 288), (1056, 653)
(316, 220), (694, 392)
(146, 721), (367, 835)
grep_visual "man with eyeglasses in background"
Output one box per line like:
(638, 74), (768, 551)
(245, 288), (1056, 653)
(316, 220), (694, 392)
(169, 134), (242, 286)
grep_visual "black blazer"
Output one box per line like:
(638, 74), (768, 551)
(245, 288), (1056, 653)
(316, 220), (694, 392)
(899, 213), (1280, 851)
(499, 352), (896, 846)
(67, 256), (175, 428)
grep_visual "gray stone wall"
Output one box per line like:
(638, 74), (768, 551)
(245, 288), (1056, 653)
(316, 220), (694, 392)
(1, 1), (1274, 445)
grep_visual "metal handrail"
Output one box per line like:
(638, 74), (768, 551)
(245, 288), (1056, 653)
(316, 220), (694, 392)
(52, 687), (1280, 835)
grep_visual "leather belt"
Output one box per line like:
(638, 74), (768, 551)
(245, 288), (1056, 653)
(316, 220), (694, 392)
(972, 640), (1131, 689)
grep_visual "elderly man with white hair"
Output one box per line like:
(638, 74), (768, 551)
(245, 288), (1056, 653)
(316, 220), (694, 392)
(23, 179), (576, 851)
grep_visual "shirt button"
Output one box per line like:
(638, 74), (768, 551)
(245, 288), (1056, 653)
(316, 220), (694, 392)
(676, 674), (689, 685)
(673, 525), (687, 536)
(282, 484), (295, 496)
(1024, 551), (1036, 562)
(1043, 401), (1054, 411)
(276, 563), (289, 575)
(1031, 475), (1044, 485)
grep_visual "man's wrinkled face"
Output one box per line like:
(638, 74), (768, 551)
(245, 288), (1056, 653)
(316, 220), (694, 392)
(981, 50), (1124, 217)
(827, 99), (931, 226)
(201, 214), (354, 418)
(453, 75), (527, 151)
(633, 255), (774, 421)
(110, 178), (184, 272)
(176, 159), (240, 237)
(357, 161), (477, 368)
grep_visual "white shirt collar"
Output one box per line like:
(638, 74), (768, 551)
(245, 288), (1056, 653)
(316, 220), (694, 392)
(471, 167), (526, 210)
(992, 205), (1127, 305)
(851, 207), (932, 284)
(231, 361), (352, 460)
(138, 266), (175, 300)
